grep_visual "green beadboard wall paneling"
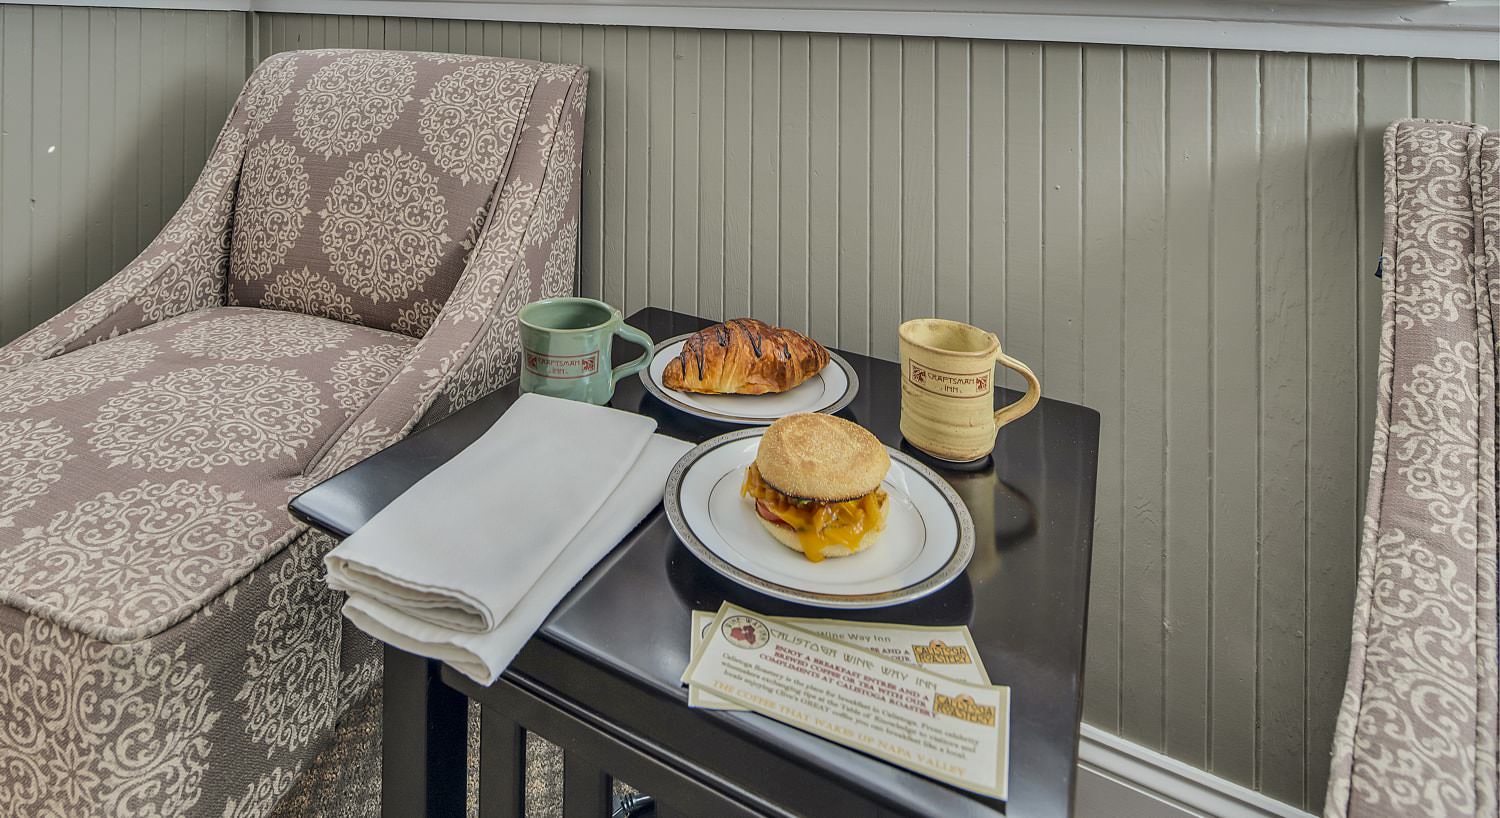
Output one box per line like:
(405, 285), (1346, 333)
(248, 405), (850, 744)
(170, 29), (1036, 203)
(1306, 54), (1362, 808)
(2, 7), (1498, 812)
(0, 4), (249, 345)
(1078, 39), (1125, 764)
(1163, 47), (1211, 771)
(251, 20), (1494, 808)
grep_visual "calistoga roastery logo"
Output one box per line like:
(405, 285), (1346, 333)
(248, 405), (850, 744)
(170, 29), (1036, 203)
(933, 693), (996, 726)
(722, 615), (770, 651)
(911, 639), (973, 665)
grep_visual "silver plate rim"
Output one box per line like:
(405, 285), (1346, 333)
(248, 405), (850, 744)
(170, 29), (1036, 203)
(637, 332), (860, 426)
(663, 427), (976, 609)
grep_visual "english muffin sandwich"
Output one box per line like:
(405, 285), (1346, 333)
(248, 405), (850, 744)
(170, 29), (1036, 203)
(740, 413), (890, 562)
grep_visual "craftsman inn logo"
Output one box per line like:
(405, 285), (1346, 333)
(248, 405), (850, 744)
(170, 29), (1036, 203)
(524, 348), (600, 380)
(907, 361), (988, 398)
(910, 639), (974, 666)
(933, 693), (996, 726)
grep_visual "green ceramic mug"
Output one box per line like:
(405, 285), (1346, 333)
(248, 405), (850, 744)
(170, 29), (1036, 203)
(518, 297), (654, 405)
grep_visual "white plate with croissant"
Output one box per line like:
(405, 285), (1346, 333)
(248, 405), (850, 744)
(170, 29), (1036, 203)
(640, 319), (858, 425)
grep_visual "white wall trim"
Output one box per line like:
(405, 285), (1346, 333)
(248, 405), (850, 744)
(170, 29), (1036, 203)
(1077, 724), (1320, 818)
(9, 0), (1499, 60)
(10, 0), (252, 9)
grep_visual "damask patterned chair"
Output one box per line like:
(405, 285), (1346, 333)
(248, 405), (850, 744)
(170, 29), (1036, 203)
(0, 49), (585, 816)
(1325, 119), (1498, 818)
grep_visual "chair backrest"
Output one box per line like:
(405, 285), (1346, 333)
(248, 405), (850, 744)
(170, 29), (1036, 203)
(226, 49), (551, 336)
(1323, 118), (1500, 818)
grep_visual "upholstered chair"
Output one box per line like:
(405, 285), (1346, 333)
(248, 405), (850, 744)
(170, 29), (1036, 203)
(0, 49), (585, 816)
(1326, 119), (1498, 818)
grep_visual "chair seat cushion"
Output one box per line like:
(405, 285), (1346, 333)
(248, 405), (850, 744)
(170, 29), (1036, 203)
(0, 527), (381, 817)
(0, 306), (415, 643)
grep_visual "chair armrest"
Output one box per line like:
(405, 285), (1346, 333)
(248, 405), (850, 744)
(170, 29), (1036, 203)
(0, 105), (248, 372)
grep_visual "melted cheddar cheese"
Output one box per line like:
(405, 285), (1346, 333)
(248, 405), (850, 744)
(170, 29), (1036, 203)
(740, 463), (888, 562)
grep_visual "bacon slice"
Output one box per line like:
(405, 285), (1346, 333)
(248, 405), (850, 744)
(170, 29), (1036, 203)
(756, 499), (794, 528)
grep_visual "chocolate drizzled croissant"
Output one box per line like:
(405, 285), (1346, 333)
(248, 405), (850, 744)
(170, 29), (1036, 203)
(662, 319), (830, 395)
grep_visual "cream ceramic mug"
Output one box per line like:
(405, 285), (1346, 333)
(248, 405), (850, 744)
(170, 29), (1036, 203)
(898, 319), (1041, 462)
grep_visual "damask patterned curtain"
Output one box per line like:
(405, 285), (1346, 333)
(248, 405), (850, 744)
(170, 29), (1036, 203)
(1325, 120), (1499, 818)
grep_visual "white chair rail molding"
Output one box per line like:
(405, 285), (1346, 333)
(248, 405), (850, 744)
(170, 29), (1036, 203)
(12, 0), (1500, 58)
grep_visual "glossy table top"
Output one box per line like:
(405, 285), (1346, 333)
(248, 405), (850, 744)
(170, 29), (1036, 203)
(291, 308), (1100, 818)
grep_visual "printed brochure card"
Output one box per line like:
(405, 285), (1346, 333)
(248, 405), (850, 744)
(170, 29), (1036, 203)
(682, 602), (1010, 800)
(686, 610), (991, 709)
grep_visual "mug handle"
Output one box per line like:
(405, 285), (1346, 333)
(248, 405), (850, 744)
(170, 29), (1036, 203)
(993, 350), (1041, 429)
(610, 322), (655, 387)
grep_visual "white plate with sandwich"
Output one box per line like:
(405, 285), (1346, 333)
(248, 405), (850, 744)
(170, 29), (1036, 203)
(663, 414), (974, 608)
(640, 319), (858, 425)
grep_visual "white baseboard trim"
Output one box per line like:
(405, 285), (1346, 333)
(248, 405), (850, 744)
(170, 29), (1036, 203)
(1077, 724), (1319, 818)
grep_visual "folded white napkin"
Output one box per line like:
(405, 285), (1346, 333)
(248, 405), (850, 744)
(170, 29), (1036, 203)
(339, 434), (690, 684)
(325, 393), (657, 634)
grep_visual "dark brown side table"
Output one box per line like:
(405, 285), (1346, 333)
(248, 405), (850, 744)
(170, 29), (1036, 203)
(290, 308), (1099, 818)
